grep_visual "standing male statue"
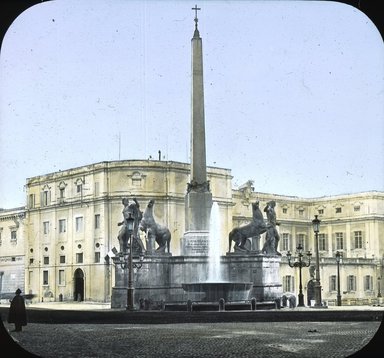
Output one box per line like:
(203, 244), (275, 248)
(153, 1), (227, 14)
(117, 197), (145, 254)
(261, 201), (281, 255)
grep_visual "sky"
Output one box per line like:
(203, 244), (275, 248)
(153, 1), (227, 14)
(0, 0), (383, 209)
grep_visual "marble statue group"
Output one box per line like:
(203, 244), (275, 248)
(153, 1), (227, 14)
(117, 197), (280, 256)
(228, 200), (281, 255)
(117, 198), (171, 255)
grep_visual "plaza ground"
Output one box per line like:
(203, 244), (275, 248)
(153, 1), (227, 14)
(1, 302), (383, 358)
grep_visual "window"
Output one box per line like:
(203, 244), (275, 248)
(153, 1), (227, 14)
(354, 206), (360, 212)
(347, 275), (356, 291)
(335, 232), (344, 250)
(29, 194), (35, 208)
(76, 253), (83, 263)
(298, 209), (304, 216)
(318, 209), (324, 215)
(43, 221), (49, 235)
(42, 191), (49, 206)
(77, 184), (82, 194)
(319, 233), (327, 251)
(75, 217), (83, 232)
(43, 270), (49, 285)
(43, 257), (49, 265)
(59, 219), (66, 233)
(95, 214), (100, 229)
(131, 172), (142, 187)
(282, 233), (289, 251)
(29, 258), (34, 264)
(297, 234), (305, 250)
(364, 275), (373, 291)
(60, 188), (65, 199)
(94, 252), (100, 263)
(283, 275), (294, 292)
(60, 255), (66, 264)
(282, 208), (287, 214)
(11, 230), (17, 241)
(41, 185), (51, 206)
(330, 275), (337, 291)
(336, 207), (342, 213)
(28, 271), (33, 285)
(354, 231), (363, 249)
(59, 270), (65, 285)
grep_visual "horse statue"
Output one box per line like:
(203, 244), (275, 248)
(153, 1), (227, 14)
(228, 201), (267, 252)
(139, 199), (171, 253)
(117, 197), (145, 254)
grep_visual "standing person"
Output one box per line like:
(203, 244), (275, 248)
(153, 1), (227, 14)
(8, 288), (27, 332)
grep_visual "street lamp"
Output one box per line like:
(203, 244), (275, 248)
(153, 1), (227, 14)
(336, 251), (342, 306)
(118, 213), (144, 310)
(312, 215), (323, 307)
(287, 244), (312, 307)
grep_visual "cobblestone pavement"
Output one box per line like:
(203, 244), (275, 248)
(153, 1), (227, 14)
(3, 320), (382, 358)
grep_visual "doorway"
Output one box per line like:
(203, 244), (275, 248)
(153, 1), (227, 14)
(73, 268), (84, 301)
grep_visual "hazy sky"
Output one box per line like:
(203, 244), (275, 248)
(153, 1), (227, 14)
(0, 0), (383, 209)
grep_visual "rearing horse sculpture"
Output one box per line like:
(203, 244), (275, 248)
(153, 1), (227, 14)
(228, 201), (267, 252)
(139, 199), (171, 253)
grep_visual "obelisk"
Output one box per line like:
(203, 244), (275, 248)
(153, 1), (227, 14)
(181, 6), (213, 256)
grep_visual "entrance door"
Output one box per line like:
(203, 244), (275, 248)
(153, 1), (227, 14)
(73, 268), (84, 301)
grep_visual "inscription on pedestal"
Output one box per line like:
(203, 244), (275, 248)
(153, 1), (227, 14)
(182, 231), (209, 256)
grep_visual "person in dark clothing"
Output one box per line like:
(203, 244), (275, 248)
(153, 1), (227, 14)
(8, 288), (27, 332)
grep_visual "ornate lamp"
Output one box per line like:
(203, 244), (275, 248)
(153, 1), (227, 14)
(312, 215), (323, 307)
(287, 244), (312, 307)
(336, 251), (342, 306)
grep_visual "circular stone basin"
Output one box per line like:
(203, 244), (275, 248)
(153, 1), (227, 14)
(182, 281), (253, 302)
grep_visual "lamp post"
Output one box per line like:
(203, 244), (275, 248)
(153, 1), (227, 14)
(118, 213), (144, 310)
(336, 251), (342, 306)
(312, 215), (323, 307)
(287, 244), (312, 307)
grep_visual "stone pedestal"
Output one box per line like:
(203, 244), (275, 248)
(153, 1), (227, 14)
(185, 191), (212, 232)
(182, 190), (212, 256)
(111, 287), (128, 309)
(224, 253), (282, 302)
(111, 256), (129, 308)
(111, 251), (282, 308)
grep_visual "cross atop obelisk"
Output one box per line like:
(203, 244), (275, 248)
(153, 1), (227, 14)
(192, 4), (201, 34)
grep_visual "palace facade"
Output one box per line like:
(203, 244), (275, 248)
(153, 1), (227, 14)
(1, 159), (383, 306)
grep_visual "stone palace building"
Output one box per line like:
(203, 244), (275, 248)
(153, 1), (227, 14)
(1, 159), (383, 306)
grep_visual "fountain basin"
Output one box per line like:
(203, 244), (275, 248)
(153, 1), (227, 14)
(182, 281), (253, 302)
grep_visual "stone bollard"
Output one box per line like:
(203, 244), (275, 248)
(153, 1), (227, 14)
(144, 298), (150, 310)
(251, 297), (257, 311)
(288, 295), (296, 308)
(139, 298), (145, 310)
(219, 298), (225, 311)
(275, 297), (281, 309)
(187, 299), (192, 312)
